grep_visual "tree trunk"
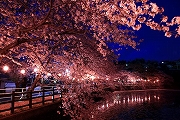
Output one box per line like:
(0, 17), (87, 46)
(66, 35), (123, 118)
(26, 74), (41, 98)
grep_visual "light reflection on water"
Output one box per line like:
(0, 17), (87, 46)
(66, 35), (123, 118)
(96, 90), (160, 112)
(92, 90), (180, 120)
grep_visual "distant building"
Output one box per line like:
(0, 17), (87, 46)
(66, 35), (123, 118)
(0, 73), (9, 89)
(176, 62), (180, 70)
(0, 73), (14, 91)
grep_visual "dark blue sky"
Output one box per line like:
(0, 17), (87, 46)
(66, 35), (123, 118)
(118, 0), (180, 62)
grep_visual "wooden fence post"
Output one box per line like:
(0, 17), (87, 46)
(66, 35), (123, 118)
(42, 87), (45, 105)
(52, 87), (54, 102)
(29, 90), (32, 108)
(60, 90), (62, 98)
(11, 91), (15, 114)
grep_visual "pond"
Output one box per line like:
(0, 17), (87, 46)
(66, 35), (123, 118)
(93, 89), (180, 120)
(32, 89), (180, 120)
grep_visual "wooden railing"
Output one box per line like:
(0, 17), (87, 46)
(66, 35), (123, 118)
(0, 86), (62, 114)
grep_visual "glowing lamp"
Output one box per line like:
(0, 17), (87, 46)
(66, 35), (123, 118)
(20, 69), (25, 74)
(3, 65), (9, 72)
(34, 68), (38, 72)
(47, 73), (51, 76)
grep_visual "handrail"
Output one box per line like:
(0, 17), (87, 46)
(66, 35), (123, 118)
(0, 86), (62, 115)
(0, 88), (26, 90)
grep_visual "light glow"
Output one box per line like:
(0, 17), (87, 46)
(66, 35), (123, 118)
(90, 75), (96, 80)
(3, 65), (9, 72)
(47, 73), (51, 76)
(34, 68), (38, 72)
(20, 69), (25, 74)
(58, 73), (62, 76)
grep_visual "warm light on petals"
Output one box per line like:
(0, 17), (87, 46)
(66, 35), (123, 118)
(165, 32), (172, 37)
(161, 16), (168, 23)
(177, 26), (180, 35)
(150, 3), (159, 13)
(171, 16), (180, 24)
(58, 73), (62, 76)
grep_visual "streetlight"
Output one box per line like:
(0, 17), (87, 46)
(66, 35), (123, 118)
(34, 68), (38, 72)
(3, 65), (9, 72)
(20, 69), (26, 74)
(47, 73), (51, 76)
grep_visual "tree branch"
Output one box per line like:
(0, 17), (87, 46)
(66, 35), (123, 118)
(19, 0), (53, 33)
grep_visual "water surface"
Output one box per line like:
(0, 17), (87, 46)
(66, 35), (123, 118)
(93, 89), (180, 120)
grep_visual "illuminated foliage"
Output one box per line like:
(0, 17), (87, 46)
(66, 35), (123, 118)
(0, 0), (179, 78)
(0, 1), (178, 118)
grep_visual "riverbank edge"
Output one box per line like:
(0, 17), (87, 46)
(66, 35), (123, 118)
(113, 88), (180, 93)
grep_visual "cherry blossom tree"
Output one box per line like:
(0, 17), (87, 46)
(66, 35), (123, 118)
(0, 0), (179, 117)
(0, 0), (179, 78)
(0, 0), (119, 86)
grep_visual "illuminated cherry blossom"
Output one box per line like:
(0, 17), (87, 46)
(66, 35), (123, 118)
(0, 0), (178, 118)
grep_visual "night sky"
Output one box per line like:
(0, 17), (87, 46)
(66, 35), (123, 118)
(118, 0), (180, 62)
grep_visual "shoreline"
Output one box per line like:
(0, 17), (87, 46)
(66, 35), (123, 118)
(113, 88), (180, 93)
